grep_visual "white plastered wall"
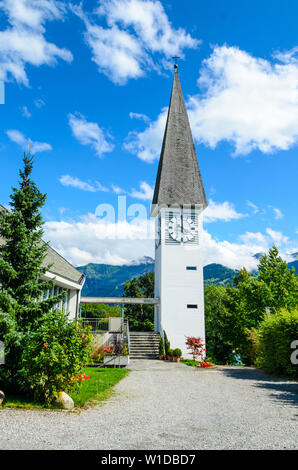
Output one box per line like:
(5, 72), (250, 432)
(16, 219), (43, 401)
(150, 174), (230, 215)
(154, 208), (205, 358)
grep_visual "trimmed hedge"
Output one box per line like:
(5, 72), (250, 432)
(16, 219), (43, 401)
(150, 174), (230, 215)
(256, 308), (298, 380)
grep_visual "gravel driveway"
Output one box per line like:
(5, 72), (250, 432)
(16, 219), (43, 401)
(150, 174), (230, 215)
(0, 360), (297, 450)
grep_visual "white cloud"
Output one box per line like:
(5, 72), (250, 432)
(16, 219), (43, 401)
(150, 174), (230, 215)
(0, 0), (73, 84)
(204, 199), (245, 223)
(269, 206), (284, 220)
(34, 98), (45, 108)
(44, 214), (155, 266)
(42, 212), (263, 270)
(130, 181), (154, 200)
(124, 107), (167, 162)
(43, 209), (296, 270)
(202, 229), (259, 271)
(246, 200), (259, 214)
(68, 113), (114, 158)
(73, 0), (198, 85)
(266, 228), (288, 246)
(126, 44), (298, 161)
(238, 231), (268, 246)
(20, 105), (31, 117)
(203, 227), (292, 270)
(6, 129), (52, 153)
(188, 45), (298, 155)
(129, 112), (150, 122)
(59, 175), (108, 193)
(111, 184), (126, 194)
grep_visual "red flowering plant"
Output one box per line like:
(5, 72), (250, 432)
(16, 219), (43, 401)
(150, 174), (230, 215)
(103, 345), (114, 355)
(185, 336), (206, 365)
(77, 373), (91, 381)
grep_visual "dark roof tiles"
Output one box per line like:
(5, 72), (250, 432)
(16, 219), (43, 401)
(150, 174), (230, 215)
(151, 69), (207, 215)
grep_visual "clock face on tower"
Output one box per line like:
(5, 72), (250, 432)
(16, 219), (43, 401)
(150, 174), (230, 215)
(168, 215), (197, 243)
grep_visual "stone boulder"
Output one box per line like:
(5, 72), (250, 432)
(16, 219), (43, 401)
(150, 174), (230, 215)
(0, 390), (5, 405)
(54, 391), (74, 410)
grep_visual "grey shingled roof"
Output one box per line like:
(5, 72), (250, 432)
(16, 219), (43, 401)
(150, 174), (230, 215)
(151, 68), (208, 215)
(0, 204), (83, 285)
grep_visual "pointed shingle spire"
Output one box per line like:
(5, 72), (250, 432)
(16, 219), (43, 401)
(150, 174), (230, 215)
(151, 68), (207, 216)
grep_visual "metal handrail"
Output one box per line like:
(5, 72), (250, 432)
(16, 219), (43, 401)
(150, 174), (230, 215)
(83, 317), (109, 332)
(127, 320), (130, 355)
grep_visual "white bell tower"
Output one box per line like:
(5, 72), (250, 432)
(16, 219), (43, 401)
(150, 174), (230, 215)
(151, 65), (208, 358)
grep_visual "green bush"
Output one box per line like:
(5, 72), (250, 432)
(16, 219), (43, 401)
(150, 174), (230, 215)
(244, 327), (261, 366)
(172, 348), (182, 357)
(167, 348), (174, 357)
(256, 308), (298, 379)
(18, 311), (93, 404)
(159, 337), (165, 356)
(164, 330), (170, 356)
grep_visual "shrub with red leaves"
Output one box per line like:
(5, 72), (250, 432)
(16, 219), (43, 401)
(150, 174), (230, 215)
(185, 336), (205, 361)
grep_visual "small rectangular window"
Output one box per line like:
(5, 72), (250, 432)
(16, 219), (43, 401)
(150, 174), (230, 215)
(187, 304), (198, 309)
(186, 266), (197, 270)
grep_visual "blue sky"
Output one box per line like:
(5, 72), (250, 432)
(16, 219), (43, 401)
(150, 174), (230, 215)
(0, 0), (297, 269)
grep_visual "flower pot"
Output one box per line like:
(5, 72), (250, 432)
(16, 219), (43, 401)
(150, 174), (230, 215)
(173, 357), (180, 363)
(159, 355), (164, 360)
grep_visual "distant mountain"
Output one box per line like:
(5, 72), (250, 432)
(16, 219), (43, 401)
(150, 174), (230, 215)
(77, 261), (239, 297)
(253, 252), (264, 260)
(203, 264), (238, 287)
(77, 261), (154, 297)
(288, 260), (298, 272)
(77, 257), (298, 298)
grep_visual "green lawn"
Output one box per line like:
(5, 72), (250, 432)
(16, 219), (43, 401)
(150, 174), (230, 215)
(181, 359), (216, 368)
(71, 367), (129, 408)
(181, 358), (200, 367)
(2, 367), (130, 410)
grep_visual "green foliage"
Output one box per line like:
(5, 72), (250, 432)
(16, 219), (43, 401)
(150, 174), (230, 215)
(77, 261), (154, 297)
(71, 367), (130, 408)
(91, 346), (105, 364)
(3, 367), (130, 409)
(204, 246), (298, 367)
(203, 263), (238, 287)
(123, 272), (154, 331)
(18, 311), (93, 404)
(82, 303), (121, 318)
(159, 336), (165, 356)
(172, 348), (182, 357)
(222, 246), (298, 364)
(180, 359), (199, 367)
(0, 153), (92, 403)
(244, 328), (261, 366)
(164, 330), (170, 356)
(0, 153), (65, 329)
(255, 308), (298, 379)
(77, 262), (243, 299)
(204, 284), (235, 364)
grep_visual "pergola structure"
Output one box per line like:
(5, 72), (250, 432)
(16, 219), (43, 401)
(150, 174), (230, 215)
(80, 296), (160, 320)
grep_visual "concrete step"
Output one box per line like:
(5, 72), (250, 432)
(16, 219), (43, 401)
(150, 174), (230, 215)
(130, 354), (159, 358)
(129, 331), (161, 360)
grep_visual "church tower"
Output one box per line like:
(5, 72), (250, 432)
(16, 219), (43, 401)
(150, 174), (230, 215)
(151, 65), (208, 358)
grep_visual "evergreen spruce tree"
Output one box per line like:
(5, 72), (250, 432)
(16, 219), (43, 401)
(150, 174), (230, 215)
(0, 151), (66, 389)
(0, 150), (65, 329)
